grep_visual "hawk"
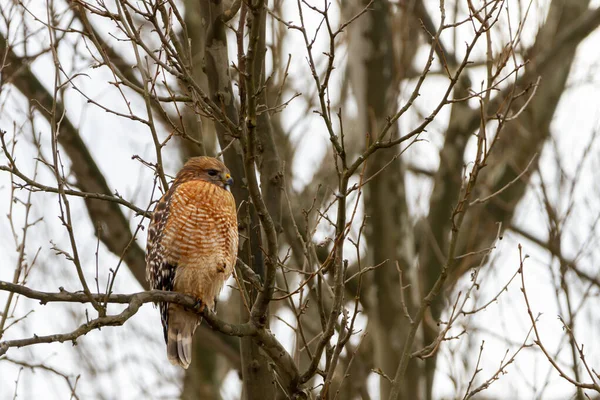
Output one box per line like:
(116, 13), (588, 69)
(146, 156), (238, 369)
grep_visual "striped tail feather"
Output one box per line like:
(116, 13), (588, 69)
(166, 305), (201, 369)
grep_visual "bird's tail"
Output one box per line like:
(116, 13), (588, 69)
(166, 305), (201, 369)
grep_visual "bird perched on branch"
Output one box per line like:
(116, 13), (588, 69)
(146, 156), (238, 369)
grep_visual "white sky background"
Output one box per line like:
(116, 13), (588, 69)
(1, 0), (600, 399)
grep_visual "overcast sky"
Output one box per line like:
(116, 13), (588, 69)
(2, 0), (600, 399)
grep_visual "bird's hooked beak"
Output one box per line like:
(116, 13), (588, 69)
(222, 173), (233, 192)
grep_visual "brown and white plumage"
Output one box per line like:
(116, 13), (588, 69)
(146, 157), (238, 369)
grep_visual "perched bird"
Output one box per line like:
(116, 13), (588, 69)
(145, 156), (238, 369)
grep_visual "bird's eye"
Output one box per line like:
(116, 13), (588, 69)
(207, 169), (218, 177)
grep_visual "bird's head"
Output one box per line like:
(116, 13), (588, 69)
(177, 156), (234, 191)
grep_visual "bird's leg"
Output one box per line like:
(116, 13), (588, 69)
(194, 298), (205, 312)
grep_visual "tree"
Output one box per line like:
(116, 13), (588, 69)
(1, 0), (600, 399)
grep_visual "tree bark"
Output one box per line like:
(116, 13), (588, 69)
(345, 0), (420, 398)
(197, 1), (279, 398)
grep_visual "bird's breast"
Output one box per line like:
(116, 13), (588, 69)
(163, 180), (238, 268)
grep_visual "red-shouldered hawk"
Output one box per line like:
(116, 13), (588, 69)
(146, 156), (238, 369)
